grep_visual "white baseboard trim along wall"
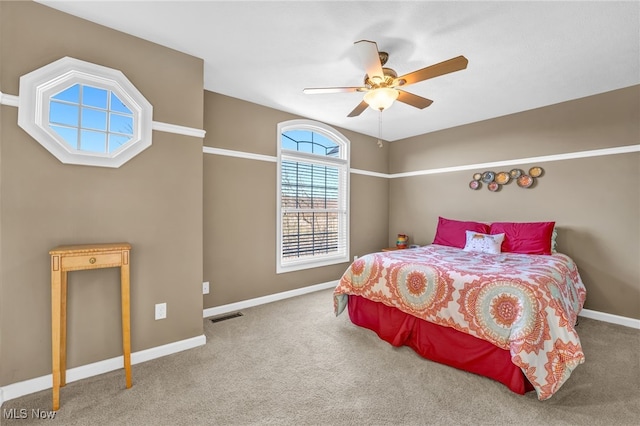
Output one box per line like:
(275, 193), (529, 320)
(203, 282), (640, 330)
(578, 309), (640, 330)
(0, 334), (205, 406)
(2, 281), (638, 406)
(202, 280), (338, 319)
(0, 282), (337, 405)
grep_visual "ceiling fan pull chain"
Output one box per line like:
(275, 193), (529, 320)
(377, 111), (384, 148)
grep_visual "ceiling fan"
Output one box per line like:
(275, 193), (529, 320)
(303, 40), (468, 117)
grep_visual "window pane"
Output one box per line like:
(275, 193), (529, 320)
(52, 84), (80, 103)
(282, 212), (340, 259)
(82, 86), (108, 109)
(110, 92), (132, 114)
(281, 135), (299, 151)
(51, 125), (78, 149)
(50, 101), (79, 127)
(312, 133), (340, 157)
(281, 161), (339, 209)
(80, 130), (106, 153)
(109, 113), (134, 135)
(282, 130), (340, 157)
(81, 108), (107, 131)
(108, 134), (131, 153)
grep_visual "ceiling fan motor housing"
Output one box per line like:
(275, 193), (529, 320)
(365, 67), (398, 89)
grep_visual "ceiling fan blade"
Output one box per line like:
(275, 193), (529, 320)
(303, 87), (365, 94)
(396, 90), (434, 109)
(395, 55), (468, 86)
(347, 100), (369, 117)
(354, 40), (384, 81)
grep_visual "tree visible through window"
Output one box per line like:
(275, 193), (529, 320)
(277, 121), (349, 273)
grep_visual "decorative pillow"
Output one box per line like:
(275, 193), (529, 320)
(463, 231), (504, 254)
(551, 226), (558, 253)
(490, 221), (556, 255)
(432, 217), (491, 249)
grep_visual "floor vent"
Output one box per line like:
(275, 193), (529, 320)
(210, 312), (243, 323)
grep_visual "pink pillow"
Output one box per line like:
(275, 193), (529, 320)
(490, 221), (555, 255)
(432, 217), (491, 249)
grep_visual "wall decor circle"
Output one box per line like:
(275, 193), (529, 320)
(529, 166), (544, 178)
(473, 172), (483, 181)
(469, 180), (481, 190)
(488, 182), (501, 192)
(509, 168), (524, 179)
(517, 175), (534, 188)
(481, 171), (495, 183)
(495, 172), (510, 185)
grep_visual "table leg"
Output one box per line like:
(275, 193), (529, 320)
(51, 262), (62, 411)
(60, 271), (68, 387)
(121, 252), (132, 389)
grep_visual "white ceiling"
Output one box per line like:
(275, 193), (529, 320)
(37, 1), (639, 142)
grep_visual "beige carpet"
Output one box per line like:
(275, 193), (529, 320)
(2, 288), (639, 425)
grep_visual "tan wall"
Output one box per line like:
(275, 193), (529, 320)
(203, 92), (389, 307)
(388, 86), (640, 319)
(1, 0), (636, 394)
(0, 2), (204, 385)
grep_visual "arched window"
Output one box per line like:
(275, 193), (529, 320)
(277, 120), (350, 273)
(18, 57), (152, 168)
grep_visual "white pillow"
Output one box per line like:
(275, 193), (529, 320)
(463, 231), (504, 254)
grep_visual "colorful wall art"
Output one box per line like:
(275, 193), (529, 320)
(469, 167), (544, 192)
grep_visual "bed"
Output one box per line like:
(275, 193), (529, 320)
(333, 218), (587, 400)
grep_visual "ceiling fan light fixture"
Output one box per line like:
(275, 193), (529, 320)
(363, 87), (399, 111)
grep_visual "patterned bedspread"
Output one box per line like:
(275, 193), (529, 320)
(334, 245), (587, 400)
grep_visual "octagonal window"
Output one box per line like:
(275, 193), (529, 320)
(18, 57), (153, 168)
(49, 84), (135, 154)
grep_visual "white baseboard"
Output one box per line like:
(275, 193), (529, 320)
(3, 284), (634, 407)
(203, 280), (640, 330)
(203, 280), (338, 318)
(579, 308), (640, 329)
(0, 334), (206, 406)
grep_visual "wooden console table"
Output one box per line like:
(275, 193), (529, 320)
(49, 243), (132, 410)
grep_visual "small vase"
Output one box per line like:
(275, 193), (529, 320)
(396, 234), (408, 249)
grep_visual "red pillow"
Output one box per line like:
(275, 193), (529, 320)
(490, 221), (555, 255)
(432, 217), (490, 249)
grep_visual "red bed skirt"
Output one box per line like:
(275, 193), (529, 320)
(347, 294), (534, 395)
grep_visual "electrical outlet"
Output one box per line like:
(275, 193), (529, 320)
(353, 255), (358, 261)
(155, 303), (167, 320)
(202, 281), (210, 295)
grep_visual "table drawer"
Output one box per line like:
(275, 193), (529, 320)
(60, 253), (123, 270)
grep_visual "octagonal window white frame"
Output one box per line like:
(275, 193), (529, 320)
(18, 57), (153, 168)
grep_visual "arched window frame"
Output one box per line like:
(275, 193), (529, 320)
(17, 57), (152, 168)
(276, 119), (350, 274)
